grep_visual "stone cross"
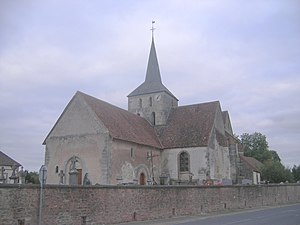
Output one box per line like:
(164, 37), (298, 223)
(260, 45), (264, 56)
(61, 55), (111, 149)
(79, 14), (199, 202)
(58, 170), (65, 184)
(0, 166), (6, 183)
(18, 166), (26, 184)
(9, 164), (18, 184)
(150, 21), (156, 38)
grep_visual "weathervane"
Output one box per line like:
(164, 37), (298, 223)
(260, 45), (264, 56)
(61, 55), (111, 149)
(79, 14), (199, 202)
(150, 21), (156, 39)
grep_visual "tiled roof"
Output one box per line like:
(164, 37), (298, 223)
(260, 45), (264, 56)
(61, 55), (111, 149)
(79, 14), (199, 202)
(0, 151), (21, 167)
(51, 91), (221, 150)
(240, 155), (263, 172)
(79, 92), (162, 149)
(157, 101), (219, 149)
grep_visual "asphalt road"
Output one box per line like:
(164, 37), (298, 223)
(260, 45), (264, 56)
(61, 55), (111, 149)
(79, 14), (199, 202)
(119, 204), (300, 225)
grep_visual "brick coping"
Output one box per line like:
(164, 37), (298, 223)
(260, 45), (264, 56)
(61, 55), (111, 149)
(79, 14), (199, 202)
(0, 183), (299, 189)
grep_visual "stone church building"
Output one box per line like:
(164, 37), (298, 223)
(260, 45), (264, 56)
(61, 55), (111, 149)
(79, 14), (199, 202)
(43, 38), (241, 185)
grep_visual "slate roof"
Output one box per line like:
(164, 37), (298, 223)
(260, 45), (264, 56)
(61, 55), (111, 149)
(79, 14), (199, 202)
(128, 38), (177, 100)
(0, 151), (21, 167)
(157, 101), (220, 149)
(79, 92), (162, 149)
(240, 155), (263, 172)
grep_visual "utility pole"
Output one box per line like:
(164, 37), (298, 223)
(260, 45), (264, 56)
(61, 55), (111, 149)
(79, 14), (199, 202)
(38, 165), (47, 225)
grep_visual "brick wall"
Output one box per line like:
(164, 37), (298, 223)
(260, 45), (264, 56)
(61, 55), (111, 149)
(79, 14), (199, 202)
(0, 184), (299, 225)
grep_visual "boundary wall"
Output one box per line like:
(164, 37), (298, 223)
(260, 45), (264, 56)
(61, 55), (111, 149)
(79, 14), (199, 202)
(0, 184), (300, 225)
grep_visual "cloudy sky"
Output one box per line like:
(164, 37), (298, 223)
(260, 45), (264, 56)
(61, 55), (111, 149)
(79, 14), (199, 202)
(1, 0), (299, 172)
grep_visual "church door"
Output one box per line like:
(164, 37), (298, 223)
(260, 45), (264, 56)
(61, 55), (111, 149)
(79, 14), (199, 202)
(139, 173), (146, 185)
(77, 169), (82, 185)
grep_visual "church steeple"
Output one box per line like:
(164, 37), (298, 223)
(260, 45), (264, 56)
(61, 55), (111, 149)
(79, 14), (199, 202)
(128, 26), (178, 126)
(145, 38), (162, 84)
(128, 38), (177, 99)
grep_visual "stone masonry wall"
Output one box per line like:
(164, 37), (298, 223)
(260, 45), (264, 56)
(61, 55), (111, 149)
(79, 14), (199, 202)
(0, 184), (299, 225)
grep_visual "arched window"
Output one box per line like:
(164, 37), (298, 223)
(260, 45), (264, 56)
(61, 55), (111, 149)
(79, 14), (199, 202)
(149, 97), (153, 106)
(139, 99), (142, 108)
(179, 152), (189, 172)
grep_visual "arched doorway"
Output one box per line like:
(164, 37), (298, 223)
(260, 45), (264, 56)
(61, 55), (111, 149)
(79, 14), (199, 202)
(66, 156), (83, 185)
(139, 173), (146, 185)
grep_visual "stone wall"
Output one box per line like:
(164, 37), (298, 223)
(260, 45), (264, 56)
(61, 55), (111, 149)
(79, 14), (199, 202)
(161, 146), (208, 181)
(111, 139), (161, 184)
(0, 184), (299, 225)
(128, 92), (178, 126)
(45, 93), (109, 185)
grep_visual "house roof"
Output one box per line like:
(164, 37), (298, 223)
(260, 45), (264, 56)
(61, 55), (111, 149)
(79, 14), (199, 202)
(128, 38), (177, 100)
(79, 92), (162, 149)
(157, 101), (220, 149)
(0, 151), (21, 167)
(240, 155), (263, 172)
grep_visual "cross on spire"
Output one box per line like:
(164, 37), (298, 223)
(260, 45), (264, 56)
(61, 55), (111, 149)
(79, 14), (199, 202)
(150, 21), (156, 39)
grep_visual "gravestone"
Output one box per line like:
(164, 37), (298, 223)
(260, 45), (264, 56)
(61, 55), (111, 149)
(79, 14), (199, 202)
(69, 156), (78, 185)
(0, 166), (6, 183)
(19, 167), (26, 184)
(58, 170), (65, 184)
(83, 173), (91, 185)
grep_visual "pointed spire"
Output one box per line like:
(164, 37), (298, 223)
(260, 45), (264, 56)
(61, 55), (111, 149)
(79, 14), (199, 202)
(127, 24), (177, 100)
(145, 38), (162, 84)
(146, 21), (161, 83)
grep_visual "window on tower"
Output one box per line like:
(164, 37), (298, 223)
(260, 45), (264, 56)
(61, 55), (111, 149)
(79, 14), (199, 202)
(149, 97), (153, 106)
(130, 148), (134, 158)
(152, 112), (156, 125)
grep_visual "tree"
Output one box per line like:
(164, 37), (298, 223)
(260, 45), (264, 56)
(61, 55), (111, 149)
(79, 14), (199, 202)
(238, 132), (295, 183)
(270, 150), (281, 162)
(261, 162), (294, 183)
(25, 171), (40, 184)
(239, 132), (272, 163)
(292, 165), (300, 182)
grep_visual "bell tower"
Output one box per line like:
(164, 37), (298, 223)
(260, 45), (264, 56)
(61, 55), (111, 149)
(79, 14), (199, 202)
(128, 29), (178, 126)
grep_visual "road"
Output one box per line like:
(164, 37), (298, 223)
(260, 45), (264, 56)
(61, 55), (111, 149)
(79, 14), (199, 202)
(118, 204), (300, 225)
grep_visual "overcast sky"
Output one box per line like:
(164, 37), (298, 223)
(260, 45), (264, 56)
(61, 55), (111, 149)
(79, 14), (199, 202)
(1, 0), (299, 172)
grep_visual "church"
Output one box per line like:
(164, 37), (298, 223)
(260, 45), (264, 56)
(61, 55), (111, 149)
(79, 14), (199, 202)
(43, 37), (241, 186)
